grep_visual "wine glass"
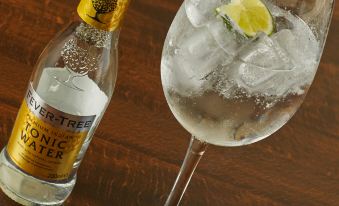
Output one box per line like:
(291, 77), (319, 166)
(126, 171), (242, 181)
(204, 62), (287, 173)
(160, 0), (334, 205)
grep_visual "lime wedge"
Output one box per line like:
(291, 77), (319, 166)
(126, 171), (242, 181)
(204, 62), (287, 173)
(216, 0), (274, 37)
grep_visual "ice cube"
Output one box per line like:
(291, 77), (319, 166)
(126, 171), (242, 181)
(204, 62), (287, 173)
(275, 16), (294, 31)
(164, 26), (231, 96)
(271, 29), (300, 64)
(223, 33), (298, 96)
(273, 27), (318, 69)
(238, 33), (295, 71)
(161, 55), (205, 96)
(167, 5), (196, 46)
(226, 60), (291, 97)
(180, 26), (216, 59)
(185, 0), (223, 27)
(237, 63), (276, 88)
(207, 18), (239, 56)
(177, 26), (231, 79)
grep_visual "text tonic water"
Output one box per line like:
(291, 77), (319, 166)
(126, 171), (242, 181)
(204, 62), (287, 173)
(0, 0), (131, 205)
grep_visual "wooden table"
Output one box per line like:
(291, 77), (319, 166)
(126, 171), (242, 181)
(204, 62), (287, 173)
(0, 0), (338, 205)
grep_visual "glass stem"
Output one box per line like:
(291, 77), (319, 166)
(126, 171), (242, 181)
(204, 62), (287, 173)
(165, 136), (208, 206)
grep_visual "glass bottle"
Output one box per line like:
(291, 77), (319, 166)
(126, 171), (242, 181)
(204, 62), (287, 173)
(0, 0), (130, 205)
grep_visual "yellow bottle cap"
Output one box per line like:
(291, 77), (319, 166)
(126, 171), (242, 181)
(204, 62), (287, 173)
(77, 0), (131, 31)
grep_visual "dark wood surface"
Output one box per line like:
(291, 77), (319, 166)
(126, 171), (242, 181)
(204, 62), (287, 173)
(0, 0), (338, 205)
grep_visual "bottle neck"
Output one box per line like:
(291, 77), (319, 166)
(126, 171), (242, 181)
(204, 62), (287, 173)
(59, 17), (119, 79)
(74, 20), (118, 48)
(77, 0), (130, 32)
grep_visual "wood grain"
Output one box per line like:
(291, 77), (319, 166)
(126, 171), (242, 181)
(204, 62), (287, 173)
(0, 0), (338, 205)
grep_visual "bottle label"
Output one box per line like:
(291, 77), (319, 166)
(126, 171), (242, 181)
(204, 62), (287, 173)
(77, 0), (130, 31)
(7, 84), (96, 181)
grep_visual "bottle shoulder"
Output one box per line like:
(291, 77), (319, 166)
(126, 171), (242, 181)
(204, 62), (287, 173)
(30, 20), (119, 101)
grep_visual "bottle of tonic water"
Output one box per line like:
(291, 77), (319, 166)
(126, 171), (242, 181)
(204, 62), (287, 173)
(0, 0), (130, 205)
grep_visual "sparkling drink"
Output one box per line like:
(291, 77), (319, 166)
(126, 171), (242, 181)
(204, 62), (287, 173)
(161, 0), (321, 146)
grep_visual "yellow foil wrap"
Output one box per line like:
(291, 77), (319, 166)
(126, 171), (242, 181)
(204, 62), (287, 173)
(77, 0), (130, 31)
